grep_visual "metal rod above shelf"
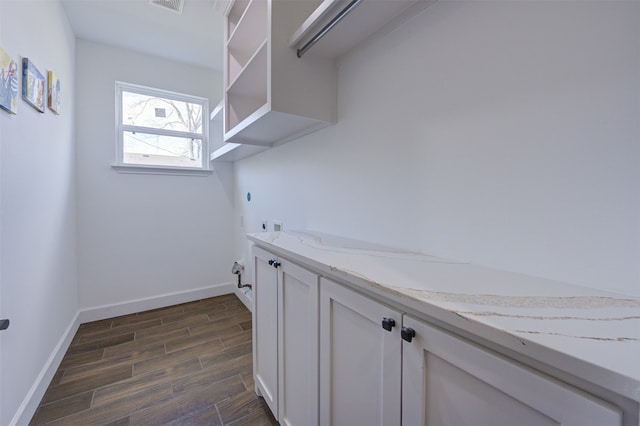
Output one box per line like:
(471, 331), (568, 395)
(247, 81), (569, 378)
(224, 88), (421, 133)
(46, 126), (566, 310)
(296, 0), (363, 58)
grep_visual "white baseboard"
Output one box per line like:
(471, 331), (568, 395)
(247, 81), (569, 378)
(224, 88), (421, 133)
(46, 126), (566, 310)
(11, 282), (235, 426)
(233, 286), (254, 312)
(79, 282), (235, 323)
(11, 312), (81, 426)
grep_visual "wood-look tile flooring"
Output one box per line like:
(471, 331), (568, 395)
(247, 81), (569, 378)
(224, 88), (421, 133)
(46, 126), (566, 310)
(30, 294), (278, 426)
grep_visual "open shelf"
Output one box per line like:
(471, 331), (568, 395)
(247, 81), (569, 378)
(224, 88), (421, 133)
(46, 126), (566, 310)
(228, 38), (268, 91)
(226, 95), (268, 136)
(227, 0), (251, 38)
(228, 0), (267, 51)
(227, 0), (268, 85)
(226, 41), (268, 133)
(221, 0), (336, 150)
(228, 40), (267, 97)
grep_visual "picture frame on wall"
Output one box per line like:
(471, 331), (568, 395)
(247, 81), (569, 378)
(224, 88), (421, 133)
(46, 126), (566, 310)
(47, 71), (61, 114)
(22, 58), (45, 113)
(0, 46), (19, 114)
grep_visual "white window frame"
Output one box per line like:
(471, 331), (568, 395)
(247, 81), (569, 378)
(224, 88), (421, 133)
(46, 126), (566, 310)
(113, 81), (211, 176)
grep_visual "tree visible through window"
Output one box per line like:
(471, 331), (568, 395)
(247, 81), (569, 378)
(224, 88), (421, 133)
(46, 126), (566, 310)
(115, 82), (209, 171)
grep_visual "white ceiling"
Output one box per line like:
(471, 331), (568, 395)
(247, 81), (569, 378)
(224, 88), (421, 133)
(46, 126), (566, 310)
(61, 0), (224, 71)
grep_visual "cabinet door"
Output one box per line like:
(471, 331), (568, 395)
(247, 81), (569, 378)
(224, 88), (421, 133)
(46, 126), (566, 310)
(319, 278), (402, 426)
(402, 315), (622, 426)
(253, 246), (279, 417)
(278, 259), (319, 426)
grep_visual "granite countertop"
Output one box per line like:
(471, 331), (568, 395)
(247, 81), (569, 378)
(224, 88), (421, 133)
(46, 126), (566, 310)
(248, 230), (640, 402)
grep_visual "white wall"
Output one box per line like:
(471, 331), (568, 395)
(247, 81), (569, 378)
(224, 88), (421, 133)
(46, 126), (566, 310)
(234, 0), (640, 297)
(0, 1), (77, 424)
(0, 3), (4, 421)
(75, 40), (234, 309)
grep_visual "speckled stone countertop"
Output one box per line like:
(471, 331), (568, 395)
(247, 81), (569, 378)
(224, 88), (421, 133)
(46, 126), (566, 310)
(247, 230), (640, 402)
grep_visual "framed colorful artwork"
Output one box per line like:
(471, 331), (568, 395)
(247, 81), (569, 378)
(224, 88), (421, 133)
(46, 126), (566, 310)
(47, 71), (61, 114)
(0, 46), (19, 114)
(22, 58), (45, 113)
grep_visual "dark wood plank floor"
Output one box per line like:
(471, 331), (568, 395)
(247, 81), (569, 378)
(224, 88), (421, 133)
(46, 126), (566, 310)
(30, 294), (279, 426)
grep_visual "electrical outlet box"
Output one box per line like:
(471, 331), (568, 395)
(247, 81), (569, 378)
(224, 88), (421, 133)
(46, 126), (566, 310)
(273, 221), (283, 232)
(261, 220), (268, 231)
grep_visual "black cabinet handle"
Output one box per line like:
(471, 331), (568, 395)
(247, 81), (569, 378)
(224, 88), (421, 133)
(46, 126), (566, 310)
(401, 327), (416, 342)
(381, 317), (395, 332)
(267, 259), (281, 268)
(0, 319), (9, 331)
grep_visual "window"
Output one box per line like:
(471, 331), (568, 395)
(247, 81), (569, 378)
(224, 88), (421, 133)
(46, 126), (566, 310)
(114, 82), (210, 174)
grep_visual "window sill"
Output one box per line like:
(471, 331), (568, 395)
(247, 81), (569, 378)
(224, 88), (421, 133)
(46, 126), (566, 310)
(111, 164), (213, 176)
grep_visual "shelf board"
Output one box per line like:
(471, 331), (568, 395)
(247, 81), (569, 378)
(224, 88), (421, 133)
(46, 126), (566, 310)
(228, 38), (268, 91)
(209, 100), (225, 155)
(210, 100), (224, 122)
(225, 102), (270, 143)
(225, 108), (332, 146)
(210, 142), (269, 162)
(228, 0), (267, 50)
(227, 0), (251, 38)
(227, 39), (268, 96)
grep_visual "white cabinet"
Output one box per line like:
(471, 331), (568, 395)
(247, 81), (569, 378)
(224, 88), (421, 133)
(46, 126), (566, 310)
(223, 0), (336, 147)
(252, 246), (626, 426)
(252, 246), (320, 425)
(319, 278), (402, 426)
(401, 315), (623, 426)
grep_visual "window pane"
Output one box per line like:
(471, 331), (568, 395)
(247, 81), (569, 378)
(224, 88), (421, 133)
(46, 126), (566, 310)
(122, 91), (203, 134)
(123, 131), (203, 168)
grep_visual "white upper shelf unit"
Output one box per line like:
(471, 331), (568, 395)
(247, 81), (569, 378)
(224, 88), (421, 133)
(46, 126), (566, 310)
(290, 0), (436, 58)
(222, 0), (336, 147)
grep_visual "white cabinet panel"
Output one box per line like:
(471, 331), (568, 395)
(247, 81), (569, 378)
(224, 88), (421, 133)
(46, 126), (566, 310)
(319, 278), (402, 426)
(253, 246), (279, 417)
(402, 315), (623, 426)
(278, 259), (319, 426)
